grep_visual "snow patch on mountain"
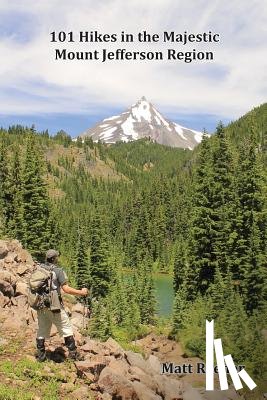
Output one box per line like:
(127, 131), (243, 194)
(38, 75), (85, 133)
(79, 97), (206, 149)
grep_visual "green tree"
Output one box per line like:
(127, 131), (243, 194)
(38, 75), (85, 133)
(21, 135), (50, 258)
(90, 212), (112, 298)
(188, 133), (217, 298)
(75, 227), (91, 290)
(173, 239), (188, 293)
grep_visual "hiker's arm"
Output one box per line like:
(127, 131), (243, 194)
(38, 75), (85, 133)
(61, 284), (88, 296)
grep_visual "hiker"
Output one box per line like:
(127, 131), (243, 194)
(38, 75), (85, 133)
(35, 249), (88, 362)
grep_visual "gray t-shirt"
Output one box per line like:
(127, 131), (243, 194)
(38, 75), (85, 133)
(43, 263), (68, 296)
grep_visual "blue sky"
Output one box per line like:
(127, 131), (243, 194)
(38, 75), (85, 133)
(0, 0), (266, 137)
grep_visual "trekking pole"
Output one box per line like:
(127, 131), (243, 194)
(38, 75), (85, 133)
(82, 294), (87, 332)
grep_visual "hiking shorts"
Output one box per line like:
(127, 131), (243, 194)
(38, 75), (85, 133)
(37, 307), (73, 339)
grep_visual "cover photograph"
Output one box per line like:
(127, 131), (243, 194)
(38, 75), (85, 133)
(0, 1), (266, 399)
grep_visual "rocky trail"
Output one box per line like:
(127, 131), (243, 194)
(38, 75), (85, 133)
(0, 240), (244, 400)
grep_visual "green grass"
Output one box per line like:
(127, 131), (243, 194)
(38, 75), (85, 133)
(0, 384), (33, 400)
(0, 358), (61, 399)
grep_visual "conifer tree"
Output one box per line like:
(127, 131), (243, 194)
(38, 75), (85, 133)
(8, 146), (24, 240)
(212, 123), (234, 275)
(0, 140), (12, 235)
(173, 239), (188, 293)
(89, 298), (112, 340)
(90, 212), (112, 298)
(188, 133), (216, 298)
(21, 135), (50, 258)
(172, 286), (188, 333)
(233, 133), (266, 312)
(135, 262), (156, 324)
(75, 227), (91, 290)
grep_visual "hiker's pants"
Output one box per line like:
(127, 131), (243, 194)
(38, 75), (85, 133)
(37, 307), (73, 339)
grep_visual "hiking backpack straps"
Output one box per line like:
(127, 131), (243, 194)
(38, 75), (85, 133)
(27, 263), (62, 312)
(27, 264), (52, 310)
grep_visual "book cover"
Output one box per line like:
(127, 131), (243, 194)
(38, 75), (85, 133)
(0, 1), (266, 399)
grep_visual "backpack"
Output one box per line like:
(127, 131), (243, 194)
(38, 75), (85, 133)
(27, 264), (61, 312)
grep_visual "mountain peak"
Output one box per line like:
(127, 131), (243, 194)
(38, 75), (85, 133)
(79, 99), (205, 149)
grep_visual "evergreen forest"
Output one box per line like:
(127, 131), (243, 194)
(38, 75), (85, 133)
(0, 103), (266, 394)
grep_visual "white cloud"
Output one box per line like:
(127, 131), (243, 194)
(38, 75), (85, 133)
(0, 0), (266, 119)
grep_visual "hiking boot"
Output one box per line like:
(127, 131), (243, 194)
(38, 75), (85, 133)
(36, 338), (46, 362)
(69, 349), (85, 361)
(64, 335), (84, 361)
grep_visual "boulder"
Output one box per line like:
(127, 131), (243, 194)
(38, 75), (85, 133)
(16, 249), (34, 265)
(98, 367), (139, 400)
(108, 359), (129, 376)
(0, 241), (8, 259)
(4, 254), (16, 264)
(125, 351), (151, 375)
(104, 337), (124, 357)
(15, 295), (28, 308)
(102, 393), (112, 400)
(0, 269), (17, 285)
(150, 343), (160, 352)
(75, 355), (109, 378)
(182, 386), (208, 400)
(81, 339), (102, 354)
(71, 312), (86, 329)
(132, 381), (162, 400)
(69, 385), (89, 400)
(17, 264), (30, 276)
(71, 302), (84, 314)
(73, 329), (84, 346)
(15, 281), (28, 296)
(2, 313), (26, 331)
(156, 375), (183, 400)
(0, 279), (14, 297)
(0, 293), (10, 307)
(129, 368), (159, 393)
(147, 354), (161, 374)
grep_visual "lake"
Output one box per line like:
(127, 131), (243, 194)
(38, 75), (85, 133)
(154, 273), (174, 316)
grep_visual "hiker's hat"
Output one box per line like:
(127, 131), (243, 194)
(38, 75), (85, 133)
(46, 249), (59, 260)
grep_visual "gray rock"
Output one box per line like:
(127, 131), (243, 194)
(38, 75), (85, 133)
(104, 337), (124, 357)
(17, 264), (30, 276)
(108, 358), (129, 376)
(102, 393), (112, 400)
(15, 281), (28, 296)
(147, 354), (161, 374)
(0, 279), (14, 297)
(0, 269), (17, 285)
(71, 302), (84, 314)
(98, 367), (139, 400)
(156, 375), (183, 400)
(81, 339), (101, 354)
(69, 385), (89, 400)
(132, 381), (162, 400)
(75, 355), (109, 378)
(125, 351), (151, 374)
(0, 292), (10, 307)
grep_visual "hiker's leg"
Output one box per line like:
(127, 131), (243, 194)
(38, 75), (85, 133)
(53, 309), (84, 360)
(64, 335), (84, 360)
(52, 308), (73, 337)
(37, 309), (53, 339)
(36, 337), (46, 362)
(36, 310), (52, 361)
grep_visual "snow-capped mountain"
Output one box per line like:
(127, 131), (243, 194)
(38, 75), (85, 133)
(79, 97), (205, 149)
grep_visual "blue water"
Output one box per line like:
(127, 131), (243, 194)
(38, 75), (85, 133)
(154, 273), (174, 316)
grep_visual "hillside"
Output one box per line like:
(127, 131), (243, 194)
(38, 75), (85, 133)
(0, 240), (244, 400)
